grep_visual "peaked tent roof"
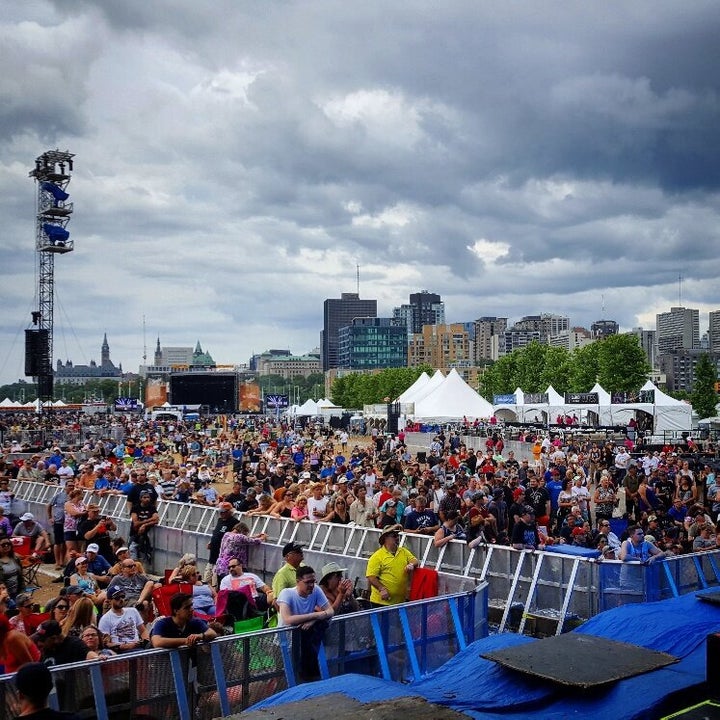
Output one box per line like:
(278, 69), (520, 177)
(413, 369), (494, 421)
(408, 370), (445, 406)
(589, 382), (612, 404)
(545, 385), (565, 406)
(296, 398), (319, 416)
(640, 380), (686, 406)
(396, 372), (430, 403)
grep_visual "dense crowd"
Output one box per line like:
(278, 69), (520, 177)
(0, 411), (718, 685)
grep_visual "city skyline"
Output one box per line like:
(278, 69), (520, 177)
(1, 2), (719, 385)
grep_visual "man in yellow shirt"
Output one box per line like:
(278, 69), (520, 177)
(366, 526), (418, 606)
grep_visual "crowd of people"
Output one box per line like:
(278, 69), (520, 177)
(0, 410), (718, 692)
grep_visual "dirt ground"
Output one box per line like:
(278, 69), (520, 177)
(231, 693), (471, 720)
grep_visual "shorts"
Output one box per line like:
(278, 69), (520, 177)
(64, 530), (78, 542)
(53, 522), (65, 544)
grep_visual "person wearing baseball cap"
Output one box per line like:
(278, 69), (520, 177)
(14, 661), (81, 719)
(271, 542), (305, 598)
(84, 542), (112, 587)
(366, 526), (417, 606)
(511, 506), (545, 551)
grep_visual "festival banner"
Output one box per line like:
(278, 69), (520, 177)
(523, 393), (549, 404)
(493, 394), (516, 405)
(564, 392), (599, 404)
(266, 394), (289, 410)
(611, 390), (655, 404)
(239, 383), (261, 413)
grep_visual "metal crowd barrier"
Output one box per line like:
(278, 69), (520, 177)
(11, 480), (720, 633)
(0, 585), (487, 720)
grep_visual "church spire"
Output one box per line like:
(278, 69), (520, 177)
(101, 333), (111, 367)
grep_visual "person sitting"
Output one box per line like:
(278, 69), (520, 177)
(150, 592), (217, 649)
(98, 587), (149, 653)
(12, 512), (51, 557)
(69, 557), (106, 608)
(178, 565), (217, 616)
(105, 557), (155, 610)
(33, 619), (99, 664)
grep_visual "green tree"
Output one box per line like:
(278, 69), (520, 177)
(479, 354), (517, 401)
(596, 334), (651, 391)
(540, 346), (572, 393)
(691, 353), (718, 419)
(568, 342), (600, 392)
(513, 342), (548, 394)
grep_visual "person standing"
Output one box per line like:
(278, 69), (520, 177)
(365, 527), (418, 606)
(12, 662), (80, 719)
(204, 503), (238, 586)
(47, 480), (74, 569)
(272, 542), (305, 598)
(277, 565), (333, 682)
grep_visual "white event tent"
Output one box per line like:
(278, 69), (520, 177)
(396, 372), (430, 403)
(412, 369), (494, 422)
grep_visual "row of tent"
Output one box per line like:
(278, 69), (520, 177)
(395, 370), (693, 432)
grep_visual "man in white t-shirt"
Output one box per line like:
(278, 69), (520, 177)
(98, 588), (148, 653)
(306, 483), (329, 522)
(219, 561), (274, 609)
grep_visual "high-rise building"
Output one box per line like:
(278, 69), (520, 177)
(591, 320), (619, 338)
(659, 349), (720, 394)
(474, 316), (507, 361)
(709, 310), (720, 354)
(392, 291), (445, 342)
(627, 328), (658, 369)
(321, 293), (377, 370)
(337, 318), (407, 370)
(656, 307), (699, 356)
(408, 323), (471, 369)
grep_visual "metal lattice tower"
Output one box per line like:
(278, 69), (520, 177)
(26, 150), (75, 401)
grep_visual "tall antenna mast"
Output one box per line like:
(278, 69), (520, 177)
(678, 273), (682, 306)
(601, 293), (605, 316)
(356, 264), (360, 295)
(142, 314), (147, 364)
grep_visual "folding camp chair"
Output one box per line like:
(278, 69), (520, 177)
(10, 536), (42, 590)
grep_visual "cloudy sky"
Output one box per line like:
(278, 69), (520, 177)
(2, 1), (720, 386)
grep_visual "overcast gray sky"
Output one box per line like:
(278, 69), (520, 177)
(2, 1), (719, 386)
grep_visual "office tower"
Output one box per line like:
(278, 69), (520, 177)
(321, 293), (377, 370)
(337, 318), (407, 370)
(591, 320), (619, 338)
(656, 307), (699, 356)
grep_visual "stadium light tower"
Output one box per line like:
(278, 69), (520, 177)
(25, 149), (76, 403)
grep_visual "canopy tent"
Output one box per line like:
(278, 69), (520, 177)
(492, 380), (692, 432)
(316, 398), (340, 409)
(406, 370), (445, 407)
(412, 369), (494, 422)
(395, 371), (430, 403)
(295, 398), (319, 416)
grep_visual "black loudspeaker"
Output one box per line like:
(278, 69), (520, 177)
(37, 375), (53, 401)
(25, 329), (51, 376)
(387, 402), (401, 435)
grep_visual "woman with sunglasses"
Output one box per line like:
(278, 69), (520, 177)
(269, 487), (296, 519)
(69, 556), (106, 607)
(321, 497), (351, 525)
(0, 537), (24, 599)
(49, 598), (71, 624)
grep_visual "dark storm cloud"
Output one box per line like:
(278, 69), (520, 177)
(1, 1), (720, 383)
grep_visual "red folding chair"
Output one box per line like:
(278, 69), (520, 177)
(152, 582), (193, 616)
(10, 537), (42, 590)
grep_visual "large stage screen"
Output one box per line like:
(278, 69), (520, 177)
(170, 373), (238, 413)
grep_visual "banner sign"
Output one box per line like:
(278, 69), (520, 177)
(493, 394), (516, 405)
(564, 392), (599, 404)
(523, 393), (549, 404)
(611, 390), (655, 404)
(239, 383), (261, 413)
(266, 394), (289, 409)
(114, 397), (140, 411)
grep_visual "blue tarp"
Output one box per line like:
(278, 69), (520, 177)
(544, 543), (601, 559)
(251, 590), (720, 720)
(42, 223), (69, 243)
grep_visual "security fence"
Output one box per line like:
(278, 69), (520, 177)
(0, 586), (487, 720)
(10, 480), (720, 633)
